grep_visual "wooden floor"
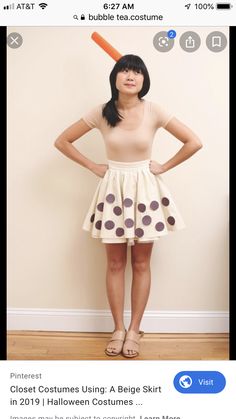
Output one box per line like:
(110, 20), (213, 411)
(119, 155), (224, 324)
(7, 331), (229, 360)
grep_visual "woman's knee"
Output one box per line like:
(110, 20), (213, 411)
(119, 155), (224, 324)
(131, 259), (150, 273)
(131, 251), (151, 273)
(105, 244), (127, 273)
(107, 258), (127, 273)
(131, 243), (153, 273)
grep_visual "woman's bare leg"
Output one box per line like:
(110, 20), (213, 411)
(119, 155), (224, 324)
(124, 242), (153, 356)
(105, 243), (127, 351)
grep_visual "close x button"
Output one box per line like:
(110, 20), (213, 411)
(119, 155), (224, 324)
(174, 371), (226, 393)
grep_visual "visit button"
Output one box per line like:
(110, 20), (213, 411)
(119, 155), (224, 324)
(174, 371), (226, 393)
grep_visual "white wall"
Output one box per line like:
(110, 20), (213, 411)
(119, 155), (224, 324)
(7, 27), (229, 330)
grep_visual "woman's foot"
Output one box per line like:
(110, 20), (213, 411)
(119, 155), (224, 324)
(122, 330), (144, 358)
(105, 330), (126, 356)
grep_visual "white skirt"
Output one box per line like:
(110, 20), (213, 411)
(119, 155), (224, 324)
(82, 159), (185, 246)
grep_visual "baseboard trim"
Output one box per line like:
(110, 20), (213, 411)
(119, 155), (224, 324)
(7, 308), (229, 333)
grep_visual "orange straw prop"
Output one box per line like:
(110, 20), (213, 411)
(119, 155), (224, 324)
(91, 32), (123, 62)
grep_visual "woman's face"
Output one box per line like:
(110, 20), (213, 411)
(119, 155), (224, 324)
(115, 68), (144, 96)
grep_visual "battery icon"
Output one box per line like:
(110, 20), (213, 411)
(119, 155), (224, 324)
(216, 3), (232, 8)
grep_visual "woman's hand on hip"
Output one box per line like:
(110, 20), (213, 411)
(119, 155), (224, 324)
(90, 163), (109, 178)
(149, 160), (165, 175)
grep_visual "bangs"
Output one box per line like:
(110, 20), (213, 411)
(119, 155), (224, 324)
(116, 55), (146, 74)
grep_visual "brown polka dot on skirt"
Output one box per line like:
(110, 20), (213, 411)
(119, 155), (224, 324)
(106, 194), (115, 203)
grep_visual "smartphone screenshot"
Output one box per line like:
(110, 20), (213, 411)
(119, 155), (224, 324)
(1, 1), (234, 418)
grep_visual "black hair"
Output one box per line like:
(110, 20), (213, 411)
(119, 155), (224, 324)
(102, 54), (150, 127)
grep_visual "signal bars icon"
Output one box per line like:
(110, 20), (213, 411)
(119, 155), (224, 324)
(3, 3), (14, 9)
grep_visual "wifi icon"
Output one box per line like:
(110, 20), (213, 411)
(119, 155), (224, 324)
(39, 3), (48, 9)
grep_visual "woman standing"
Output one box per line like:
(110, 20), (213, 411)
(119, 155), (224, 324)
(54, 54), (202, 358)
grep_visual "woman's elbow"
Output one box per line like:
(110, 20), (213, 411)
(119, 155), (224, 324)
(193, 136), (203, 152)
(54, 139), (59, 149)
(54, 137), (64, 150)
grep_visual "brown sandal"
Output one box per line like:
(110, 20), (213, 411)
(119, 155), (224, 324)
(105, 330), (126, 356)
(122, 330), (144, 358)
